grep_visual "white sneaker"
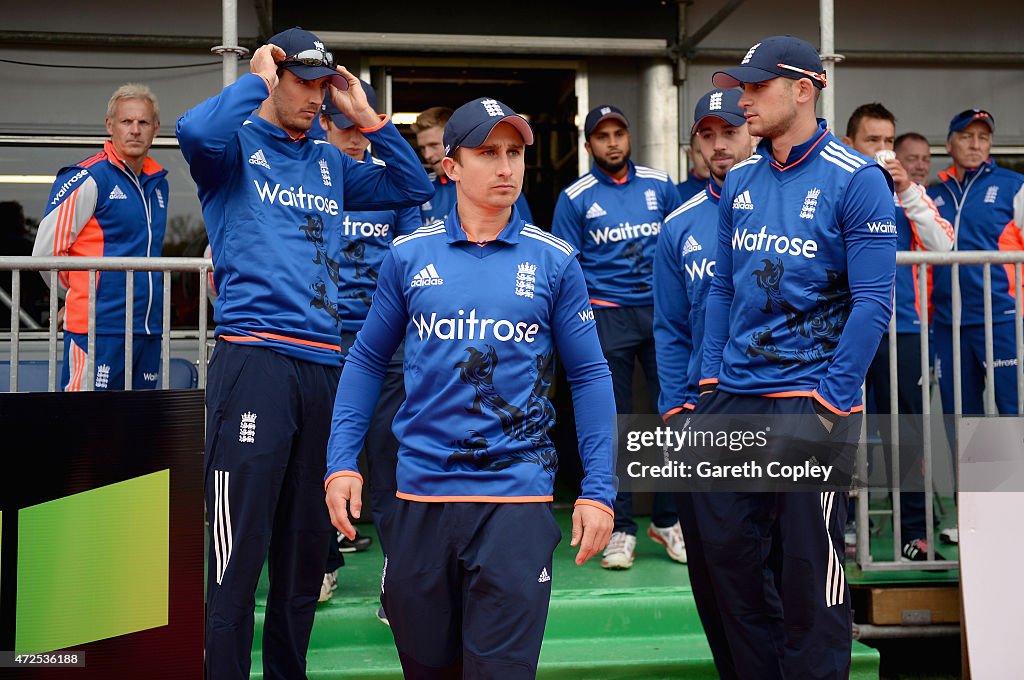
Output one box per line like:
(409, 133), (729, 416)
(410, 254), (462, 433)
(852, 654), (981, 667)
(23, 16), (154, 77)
(940, 527), (959, 545)
(601, 531), (636, 569)
(648, 522), (687, 563)
(318, 570), (338, 603)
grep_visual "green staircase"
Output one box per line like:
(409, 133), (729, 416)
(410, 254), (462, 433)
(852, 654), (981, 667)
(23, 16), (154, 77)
(250, 511), (880, 678)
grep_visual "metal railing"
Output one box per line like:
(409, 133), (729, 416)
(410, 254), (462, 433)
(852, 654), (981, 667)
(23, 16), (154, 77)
(856, 250), (1024, 572)
(1, 256), (212, 392)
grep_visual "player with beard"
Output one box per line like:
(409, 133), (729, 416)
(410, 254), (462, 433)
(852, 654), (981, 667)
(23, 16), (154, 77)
(654, 88), (754, 680)
(325, 97), (615, 677)
(695, 36), (896, 678)
(552, 105), (684, 570)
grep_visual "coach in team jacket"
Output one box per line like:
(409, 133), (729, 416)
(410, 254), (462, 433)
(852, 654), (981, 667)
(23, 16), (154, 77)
(177, 27), (431, 680)
(695, 36), (896, 678)
(325, 97), (615, 678)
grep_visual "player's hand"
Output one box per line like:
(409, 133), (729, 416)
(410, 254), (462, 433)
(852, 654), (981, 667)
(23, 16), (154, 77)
(250, 44), (286, 91)
(327, 67), (379, 129)
(570, 503), (613, 566)
(325, 475), (363, 540)
(885, 158), (911, 194)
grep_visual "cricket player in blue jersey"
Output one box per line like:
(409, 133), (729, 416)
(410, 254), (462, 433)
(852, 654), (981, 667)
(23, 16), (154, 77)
(177, 27), (432, 679)
(317, 83), (420, 613)
(552, 104), (684, 570)
(325, 97), (616, 678)
(654, 88), (753, 680)
(695, 36), (897, 678)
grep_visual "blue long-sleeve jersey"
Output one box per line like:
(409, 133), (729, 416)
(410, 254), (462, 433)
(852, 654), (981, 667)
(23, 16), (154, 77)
(325, 207), (617, 512)
(338, 152), (421, 332)
(700, 121), (897, 415)
(176, 74), (432, 365)
(927, 159), (1024, 326)
(552, 162), (681, 307)
(677, 170), (708, 202)
(420, 172), (533, 226)
(654, 182), (720, 416)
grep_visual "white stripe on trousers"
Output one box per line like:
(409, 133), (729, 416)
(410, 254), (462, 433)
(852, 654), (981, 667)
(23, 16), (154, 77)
(214, 470), (233, 585)
(820, 491), (845, 606)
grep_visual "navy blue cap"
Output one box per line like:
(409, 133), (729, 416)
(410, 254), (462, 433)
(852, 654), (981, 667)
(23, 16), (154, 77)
(268, 27), (347, 90)
(584, 105), (629, 139)
(322, 80), (377, 128)
(713, 35), (826, 90)
(691, 89), (746, 135)
(443, 97), (534, 157)
(947, 108), (995, 138)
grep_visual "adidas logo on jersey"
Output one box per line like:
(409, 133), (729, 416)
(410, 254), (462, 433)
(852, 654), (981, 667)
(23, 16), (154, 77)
(585, 202), (607, 219)
(411, 263), (444, 287)
(538, 567), (551, 583)
(108, 185), (127, 200)
(732, 190), (754, 210)
(681, 235), (702, 256)
(155, 188), (165, 208)
(249, 149), (271, 169)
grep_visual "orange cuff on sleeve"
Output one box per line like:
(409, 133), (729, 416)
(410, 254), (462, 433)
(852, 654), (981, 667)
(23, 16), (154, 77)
(359, 114), (389, 133)
(324, 470), (364, 493)
(575, 498), (614, 518)
(811, 390), (853, 416)
(699, 378), (719, 386)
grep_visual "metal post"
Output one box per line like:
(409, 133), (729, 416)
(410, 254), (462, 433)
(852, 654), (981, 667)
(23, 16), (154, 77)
(48, 270), (58, 392)
(641, 60), (679, 179)
(818, 0), (844, 126)
(211, 0), (249, 89)
(919, 264), (936, 559)
(162, 270), (171, 389)
(125, 270), (134, 391)
(10, 270), (20, 391)
(887, 314), (901, 561)
(86, 270), (97, 391)
(575, 64), (590, 177)
(198, 267), (209, 390)
(982, 264), (996, 415)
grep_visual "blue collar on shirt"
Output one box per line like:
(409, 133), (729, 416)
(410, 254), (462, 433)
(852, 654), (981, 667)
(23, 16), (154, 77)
(245, 115), (309, 143)
(590, 160), (636, 186)
(757, 118), (830, 170)
(444, 204), (524, 245)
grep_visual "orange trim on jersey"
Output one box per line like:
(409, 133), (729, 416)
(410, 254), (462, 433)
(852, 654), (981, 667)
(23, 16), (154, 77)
(769, 129), (829, 172)
(78, 150), (107, 169)
(811, 390), (864, 415)
(66, 338), (85, 392)
(574, 498), (614, 518)
(252, 332), (341, 351)
(324, 470), (364, 492)
(359, 114), (390, 133)
(220, 335), (264, 343)
(64, 216), (105, 334)
(395, 492), (554, 503)
(662, 406), (685, 421)
(707, 182), (721, 199)
(589, 297), (620, 308)
(698, 378), (719, 386)
(763, 389), (816, 399)
(998, 221), (1024, 298)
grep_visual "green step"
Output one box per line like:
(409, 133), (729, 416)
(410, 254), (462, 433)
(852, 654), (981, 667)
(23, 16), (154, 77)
(249, 512), (880, 678)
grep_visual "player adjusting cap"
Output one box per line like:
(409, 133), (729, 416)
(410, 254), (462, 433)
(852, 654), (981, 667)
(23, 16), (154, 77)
(691, 89), (746, 135)
(322, 80), (377, 129)
(947, 108), (995, 138)
(584, 105), (629, 139)
(713, 35), (826, 90)
(443, 97), (534, 157)
(269, 27), (348, 90)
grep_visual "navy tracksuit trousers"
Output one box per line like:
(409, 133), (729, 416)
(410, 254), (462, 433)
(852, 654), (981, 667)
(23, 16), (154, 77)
(204, 341), (339, 680)
(690, 391), (855, 680)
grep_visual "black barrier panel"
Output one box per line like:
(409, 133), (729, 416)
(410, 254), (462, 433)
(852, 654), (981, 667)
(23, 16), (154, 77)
(0, 389), (204, 679)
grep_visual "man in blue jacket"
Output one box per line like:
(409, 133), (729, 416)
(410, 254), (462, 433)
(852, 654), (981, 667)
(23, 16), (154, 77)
(176, 27), (431, 680)
(654, 88), (753, 680)
(34, 83), (167, 391)
(325, 97), (615, 678)
(552, 104), (684, 570)
(696, 36), (896, 678)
